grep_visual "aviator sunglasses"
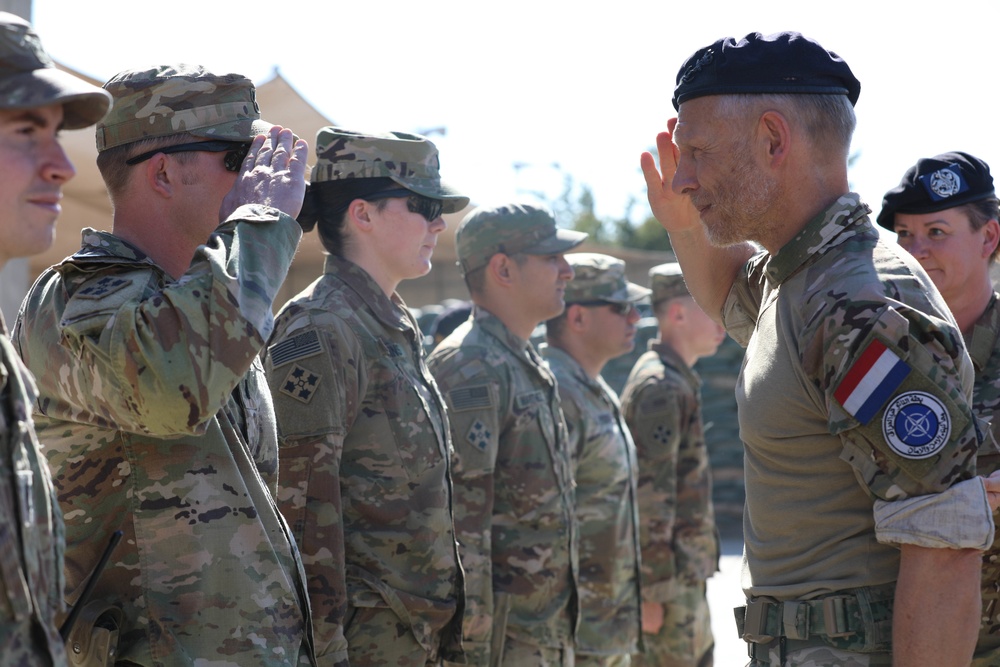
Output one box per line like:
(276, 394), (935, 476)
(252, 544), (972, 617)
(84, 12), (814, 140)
(125, 140), (253, 172)
(360, 188), (444, 222)
(575, 300), (635, 316)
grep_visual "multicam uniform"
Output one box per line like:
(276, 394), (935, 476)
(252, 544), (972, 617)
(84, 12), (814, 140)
(264, 254), (463, 667)
(427, 306), (578, 666)
(970, 293), (1000, 666)
(724, 194), (992, 666)
(541, 344), (641, 667)
(621, 341), (717, 667)
(13, 209), (314, 666)
(0, 317), (66, 666)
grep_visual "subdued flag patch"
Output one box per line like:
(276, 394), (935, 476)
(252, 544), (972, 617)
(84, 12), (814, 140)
(269, 330), (322, 367)
(834, 338), (911, 424)
(449, 385), (492, 411)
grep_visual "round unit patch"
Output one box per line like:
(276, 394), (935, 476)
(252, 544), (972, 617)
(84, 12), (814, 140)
(881, 391), (951, 459)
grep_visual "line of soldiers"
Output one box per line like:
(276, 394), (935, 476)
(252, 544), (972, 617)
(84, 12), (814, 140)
(5, 11), (1000, 667)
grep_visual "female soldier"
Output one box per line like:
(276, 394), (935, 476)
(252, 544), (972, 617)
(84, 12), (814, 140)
(878, 151), (1000, 666)
(265, 128), (469, 667)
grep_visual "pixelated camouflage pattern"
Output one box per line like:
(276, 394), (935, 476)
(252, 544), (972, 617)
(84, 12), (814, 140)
(0, 12), (109, 129)
(966, 293), (1000, 666)
(96, 64), (271, 151)
(648, 263), (691, 305)
(0, 318), (67, 666)
(540, 344), (642, 657)
(13, 206), (314, 666)
(720, 194), (986, 604)
(264, 254), (464, 666)
(620, 341), (717, 666)
(455, 202), (587, 274)
(427, 306), (578, 666)
(562, 253), (650, 305)
(309, 127), (469, 213)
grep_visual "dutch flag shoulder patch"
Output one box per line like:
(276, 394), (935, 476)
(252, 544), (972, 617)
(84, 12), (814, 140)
(834, 337), (911, 425)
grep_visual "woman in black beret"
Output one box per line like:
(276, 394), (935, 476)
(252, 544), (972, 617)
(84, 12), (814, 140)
(879, 150), (1000, 666)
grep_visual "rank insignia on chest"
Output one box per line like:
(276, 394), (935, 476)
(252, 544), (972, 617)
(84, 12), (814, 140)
(76, 276), (131, 300)
(834, 338), (911, 425)
(279, 363), (322, 404)
(466, 419), (491, 451)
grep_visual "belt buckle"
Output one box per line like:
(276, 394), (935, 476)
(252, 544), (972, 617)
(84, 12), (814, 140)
(742, 600), (775, 643)
(822, 596), (855, 639)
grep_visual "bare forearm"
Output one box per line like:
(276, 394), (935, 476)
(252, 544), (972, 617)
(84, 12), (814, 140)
(667, 225), (754, 323)
(893, 544), (980, 666)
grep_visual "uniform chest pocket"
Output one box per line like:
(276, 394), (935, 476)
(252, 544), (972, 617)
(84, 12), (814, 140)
(359, 357), (446, 483)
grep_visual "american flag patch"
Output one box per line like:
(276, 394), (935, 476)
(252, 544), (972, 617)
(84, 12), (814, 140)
(449, 386), (492, 411)
(269, 330), (322, 367)
(834, 338), (911, 425)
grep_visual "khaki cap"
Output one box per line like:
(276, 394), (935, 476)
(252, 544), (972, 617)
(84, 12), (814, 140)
(456, 201), (587, 275)
(0, 12), (110, 129)
(564, 253), (650, 304)
(96, 64), (272, 152)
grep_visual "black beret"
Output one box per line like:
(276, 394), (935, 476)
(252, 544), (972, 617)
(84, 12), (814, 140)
(672, 31), (861, 111)
(876, 151), (996, 230)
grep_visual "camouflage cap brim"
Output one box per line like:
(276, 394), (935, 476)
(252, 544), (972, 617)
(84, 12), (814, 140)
(618, 282), (653, 303)
(520, 228), (588, 255)
(0, 68), (110, 129)
(389, 174), (470, 214)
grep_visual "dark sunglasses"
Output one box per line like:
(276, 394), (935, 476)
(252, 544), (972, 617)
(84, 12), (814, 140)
(125, 140), (252, 172)
(361, 188), (444, 222)
(575, 300), (635, 316)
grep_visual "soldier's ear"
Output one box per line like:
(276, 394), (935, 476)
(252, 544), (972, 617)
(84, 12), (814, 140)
(345, 198), (373, 233)
(758, 109), (791, 169)
(981, 218), (1000, 260)
(487, 253), (514, 286)
(145, 154), (174, 198)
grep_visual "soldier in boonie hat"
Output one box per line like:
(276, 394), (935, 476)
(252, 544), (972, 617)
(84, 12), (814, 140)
(672, 30), (860, 111)
(96, 64), (271, 151)
(563, 252), (651, 305)
(648, 262), (691, 305)
(877, 151), (997, 230)
(456, 201), (587, 275)
(0, 12), (110, 127)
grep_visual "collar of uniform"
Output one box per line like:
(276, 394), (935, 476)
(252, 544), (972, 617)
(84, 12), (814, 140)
(322, 254), (413, 333)
(472, 304), (537, 361)
(539, 342), (602, 392)
(763, 193), (872, 287)
(966, 292), (1000, 373)
(73, 228), (152, 264)
(649, 338), (702, 390)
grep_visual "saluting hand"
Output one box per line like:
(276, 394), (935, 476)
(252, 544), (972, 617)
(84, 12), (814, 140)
(639, 119), (700, 236)
(220, 125), (309, 221)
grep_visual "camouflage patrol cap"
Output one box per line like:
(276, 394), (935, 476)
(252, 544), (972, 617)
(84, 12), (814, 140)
(877, 151), (997, 230)
(0, 13), (110, 129)
(311, 127), (469, 213)
(564, 253), (651, 304)
(455, 201), (587, 275)
(649, 262), (691, 304)
(673, 31), (860, 111)
(96, 64), (272, 152)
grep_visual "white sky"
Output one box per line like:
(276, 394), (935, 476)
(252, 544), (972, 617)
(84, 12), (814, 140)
(34, 0), (1000, 228)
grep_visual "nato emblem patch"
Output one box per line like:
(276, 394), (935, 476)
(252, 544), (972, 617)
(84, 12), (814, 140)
(280, 363), (321, 405)
(881, 391), (951, 459)
(921, 164), (968, 202)
(466, 419), (491, 451)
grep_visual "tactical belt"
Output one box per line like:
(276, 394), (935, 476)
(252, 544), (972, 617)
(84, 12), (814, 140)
(735, 583), (894, 659)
